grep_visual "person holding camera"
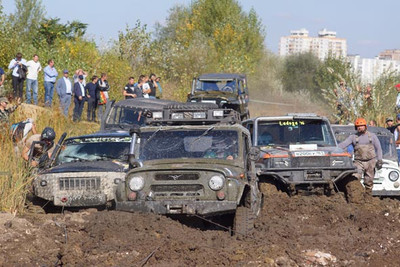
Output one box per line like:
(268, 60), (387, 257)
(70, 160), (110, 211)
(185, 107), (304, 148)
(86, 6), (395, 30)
(8, 53), (27, 100)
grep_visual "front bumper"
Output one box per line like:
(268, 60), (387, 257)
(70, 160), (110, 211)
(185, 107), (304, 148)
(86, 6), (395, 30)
(116, 200), (237, 216)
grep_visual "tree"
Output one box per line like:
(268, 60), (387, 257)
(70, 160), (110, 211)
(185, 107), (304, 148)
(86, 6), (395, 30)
(280, 52), (321, 95)
(9, 0), (45, 40)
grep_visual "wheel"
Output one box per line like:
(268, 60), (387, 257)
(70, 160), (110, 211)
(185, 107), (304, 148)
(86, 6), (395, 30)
(233, 206), (254, 238)
(343, 176), (364, 204)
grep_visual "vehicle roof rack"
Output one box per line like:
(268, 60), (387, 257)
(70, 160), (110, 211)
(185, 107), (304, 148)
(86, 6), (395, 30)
(146, 103), (241, 126)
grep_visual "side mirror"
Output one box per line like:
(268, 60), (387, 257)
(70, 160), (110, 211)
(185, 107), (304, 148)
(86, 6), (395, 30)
(248, 147), (261, 161)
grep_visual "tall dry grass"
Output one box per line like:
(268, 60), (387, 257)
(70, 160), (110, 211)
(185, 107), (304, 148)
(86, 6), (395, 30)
(0, 100), (99, 214)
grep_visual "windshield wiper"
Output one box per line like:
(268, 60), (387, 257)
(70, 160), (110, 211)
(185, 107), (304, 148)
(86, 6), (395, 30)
(188, 126), (214, 146)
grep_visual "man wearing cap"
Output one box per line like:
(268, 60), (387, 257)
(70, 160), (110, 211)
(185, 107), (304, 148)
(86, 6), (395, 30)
(0, 97), (21, 126)
(72, 75), (86, 122)
(56, 69), (73, 117)
(386, 117), (396, 133)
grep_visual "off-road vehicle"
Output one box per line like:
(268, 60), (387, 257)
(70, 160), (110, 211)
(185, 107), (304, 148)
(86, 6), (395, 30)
(101, 98), (177, 131)
(187, 73), (250, 120)
(115, 103), (261, 236)
(243, 114), (356, 197)
(333, 125), (400, 196)
(32, 131), (131, 208)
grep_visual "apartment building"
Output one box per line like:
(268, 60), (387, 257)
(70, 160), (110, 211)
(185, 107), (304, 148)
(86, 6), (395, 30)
(279, 28), (347, 60)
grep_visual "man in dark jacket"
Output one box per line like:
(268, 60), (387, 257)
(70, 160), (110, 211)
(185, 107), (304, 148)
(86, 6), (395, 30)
(73, 75), (86, 122)
(85, 75), (98, 121)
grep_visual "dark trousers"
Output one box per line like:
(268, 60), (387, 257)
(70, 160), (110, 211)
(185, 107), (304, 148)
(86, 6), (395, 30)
(12, 76), (24, 99)
(87, 97), (96, 121)
(73, 98), (85, 122)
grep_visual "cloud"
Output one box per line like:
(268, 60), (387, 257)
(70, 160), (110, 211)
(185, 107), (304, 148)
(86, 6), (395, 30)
(357, 40), (381, 47)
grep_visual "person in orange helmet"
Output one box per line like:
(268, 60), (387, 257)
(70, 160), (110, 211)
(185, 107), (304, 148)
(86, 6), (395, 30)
(338, 118), (383, 197)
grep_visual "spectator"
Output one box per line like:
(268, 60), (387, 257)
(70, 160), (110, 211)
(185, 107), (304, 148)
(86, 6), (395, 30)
(73, 75), (86, 122)
(96, 73), (110, 121)
(368, 120), (377, 127)
(8, 53), (27, 100)
(43, 59), (58, 107)
(85, 75), (98, 122)
(25, 54), (42, 105)
(123, 77), (138, 99)
(148, 73), (158, 99)
(0, 97), (21, 126)
(0, 66), (5, 96)
(133, 75), (144, 98)
(396, 84), (400, 112)
(142, 75), (151, 98)
(73, 69), (88, 86)
(394, 114), (400, 161)
(56, 69), (73, 117)
(386, 117), (396, 133)
(155, 76), (162, 98)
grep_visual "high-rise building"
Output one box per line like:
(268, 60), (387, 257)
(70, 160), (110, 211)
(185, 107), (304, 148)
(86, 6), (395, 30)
(279, 28), (347, 60)
(378, 49), (400, 61)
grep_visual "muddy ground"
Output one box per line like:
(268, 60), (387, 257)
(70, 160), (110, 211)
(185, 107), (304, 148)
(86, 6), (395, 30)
(1, 191), (400, 266)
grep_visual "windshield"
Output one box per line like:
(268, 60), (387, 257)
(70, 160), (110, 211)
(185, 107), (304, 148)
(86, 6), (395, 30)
(56, 137), (131, 165)
(335, 132), (397, 161)
(194, 79), (237, 93)
(139, 129), (239, 161)
(105, 106), (147, 127)
(257, 119), (336, 147)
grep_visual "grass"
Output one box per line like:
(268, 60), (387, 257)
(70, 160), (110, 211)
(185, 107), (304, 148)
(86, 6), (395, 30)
(0, 99), (99, 214)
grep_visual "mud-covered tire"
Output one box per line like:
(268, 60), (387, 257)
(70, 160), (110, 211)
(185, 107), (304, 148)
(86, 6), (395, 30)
(166, 102), (219, 110)
(344, 176), (364, 204)
(233, 206), (254, 238)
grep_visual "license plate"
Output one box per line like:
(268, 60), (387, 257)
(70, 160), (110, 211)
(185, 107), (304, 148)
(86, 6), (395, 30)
(293, 151), (326, 157)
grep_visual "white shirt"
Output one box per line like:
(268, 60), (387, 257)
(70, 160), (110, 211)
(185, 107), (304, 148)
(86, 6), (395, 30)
(64, 77), (72, 94)
(142, 83), (150, 98)
(79, 82), (85, 97)
(26, 60), (42, 80)
(8, 58), (27, 77)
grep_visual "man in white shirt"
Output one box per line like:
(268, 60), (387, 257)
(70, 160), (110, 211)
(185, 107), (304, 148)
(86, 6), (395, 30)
(56, 69), (73, 117)
(25, 54), (42, 105)
(8, 52), (27, 99)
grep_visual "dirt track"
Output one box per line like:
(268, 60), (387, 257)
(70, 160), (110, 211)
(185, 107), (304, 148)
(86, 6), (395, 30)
(1, 191), (400, 266)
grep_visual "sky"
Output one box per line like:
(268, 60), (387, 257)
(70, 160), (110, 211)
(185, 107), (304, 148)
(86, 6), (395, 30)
(3, 0), (400, 58)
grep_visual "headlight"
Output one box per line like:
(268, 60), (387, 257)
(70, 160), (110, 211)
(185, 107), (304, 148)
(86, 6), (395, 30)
(209, 175), (225, 191)
(193, 112), (206, 119)
(389, 171), (399, 182)
(152, 111), (162, 119)
(213, 110), (224, 117)
(171, 113), (184, 120)
(128, 176), (144, 191)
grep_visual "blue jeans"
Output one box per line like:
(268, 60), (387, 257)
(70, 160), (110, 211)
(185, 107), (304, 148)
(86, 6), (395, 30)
(26, 79), (38, 105)
(44, 81), (55, 106)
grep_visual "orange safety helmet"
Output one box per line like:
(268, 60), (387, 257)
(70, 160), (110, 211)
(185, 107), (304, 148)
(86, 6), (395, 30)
(354, 118), (367, 129)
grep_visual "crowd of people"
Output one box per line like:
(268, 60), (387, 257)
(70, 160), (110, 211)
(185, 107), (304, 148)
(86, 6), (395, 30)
(1, 52), (163, 123)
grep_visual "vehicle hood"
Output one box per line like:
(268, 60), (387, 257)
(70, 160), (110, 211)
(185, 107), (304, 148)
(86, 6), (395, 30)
(44, 161), (129, 174)
(131, 159), (244, 178)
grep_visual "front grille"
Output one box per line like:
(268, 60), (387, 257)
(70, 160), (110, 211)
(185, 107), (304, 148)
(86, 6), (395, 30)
(59, 177), (101, 191)
(151, 184), (204, 197)
(155, 173), (199, 181)
(292, 156), (330, 168)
